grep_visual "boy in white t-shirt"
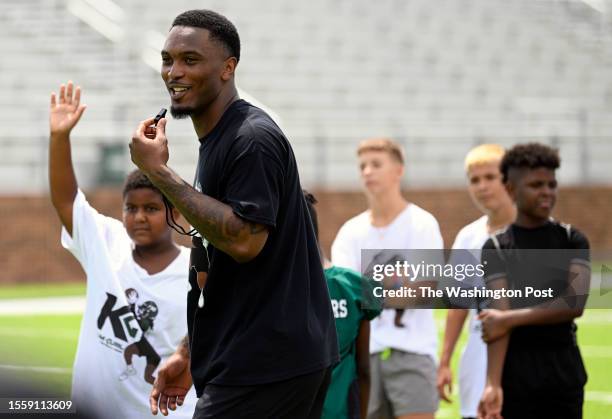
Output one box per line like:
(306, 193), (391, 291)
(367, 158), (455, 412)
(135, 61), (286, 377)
(331, 138), (443, 419)
(48, 81), (197, 418)
(436, 144), (515, 419)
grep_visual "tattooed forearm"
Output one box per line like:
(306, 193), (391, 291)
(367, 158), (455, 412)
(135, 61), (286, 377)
(146, 166), (268, 262)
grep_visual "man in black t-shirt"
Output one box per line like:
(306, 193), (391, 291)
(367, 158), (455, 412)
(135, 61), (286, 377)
(129, 9), (338, 418)
(477, 143), (591, 419)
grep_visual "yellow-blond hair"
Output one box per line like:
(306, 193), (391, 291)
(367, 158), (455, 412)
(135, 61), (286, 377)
(357, 138), (405, 165)
(464, 144), (505, 172)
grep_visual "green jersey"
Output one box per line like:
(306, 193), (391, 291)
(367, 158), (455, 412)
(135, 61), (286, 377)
(322, 266), (382, 419)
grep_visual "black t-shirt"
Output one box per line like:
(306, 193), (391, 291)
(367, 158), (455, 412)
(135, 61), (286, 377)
(186, 100), (338, 393)
(482, 220), (590, 348)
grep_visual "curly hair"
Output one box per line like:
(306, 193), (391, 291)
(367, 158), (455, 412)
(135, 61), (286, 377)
(500, 142), (560, 183)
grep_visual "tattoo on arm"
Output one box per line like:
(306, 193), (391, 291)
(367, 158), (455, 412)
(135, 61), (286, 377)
(148, 166), (267, 256)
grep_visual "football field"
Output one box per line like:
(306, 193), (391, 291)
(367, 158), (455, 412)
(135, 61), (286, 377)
(1, 283), (611, 418)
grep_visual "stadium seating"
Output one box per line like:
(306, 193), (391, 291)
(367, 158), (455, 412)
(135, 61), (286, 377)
(1, 0), (611, 192)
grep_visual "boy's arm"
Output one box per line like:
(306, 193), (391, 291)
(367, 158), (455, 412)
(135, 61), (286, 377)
(480, 334), (508, 419)
(504, 233), (590, 327)
(48, 81), (87, 236)
(479, 277), (511, 419)
(481, 262), (590, 339)
(510, 262), (589, 325)
(437, 308), (468, 402)
(355, 319), (371, 419)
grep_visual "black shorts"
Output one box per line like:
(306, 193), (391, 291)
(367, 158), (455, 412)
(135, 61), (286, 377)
(502, 395), (583, 419)
(501, 343), (586, 419)
(135, 338), (161, 366)
(193, 368), (331, 419)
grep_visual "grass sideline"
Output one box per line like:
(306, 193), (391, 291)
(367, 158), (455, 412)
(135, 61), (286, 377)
(0, 282), (85, 300)
(0, 283), (611, 418)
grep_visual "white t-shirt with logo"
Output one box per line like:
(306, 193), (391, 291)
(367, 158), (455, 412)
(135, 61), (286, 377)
(331, 204), (444, 361)
(449, 215), (489, 417)
(61, 190), (197, 419)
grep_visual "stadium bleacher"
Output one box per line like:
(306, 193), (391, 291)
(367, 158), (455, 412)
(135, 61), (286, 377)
(1, 0), (611, 192)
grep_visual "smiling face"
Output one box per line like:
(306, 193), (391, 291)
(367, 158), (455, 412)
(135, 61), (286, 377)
(161, 26), (236, 119)
(358, 150), (404, 197)
(506, 167), (557, 223)
(467, 161), (510, 213)
(122, 188), (175, 247)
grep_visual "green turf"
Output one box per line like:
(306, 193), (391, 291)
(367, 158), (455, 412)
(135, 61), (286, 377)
(0, 284), (611, 418)
(0, 314), (80, 395)
(0, 282), (85, 299)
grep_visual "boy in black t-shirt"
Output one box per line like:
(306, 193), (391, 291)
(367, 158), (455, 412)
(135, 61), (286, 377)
(477, 143), (591, 419)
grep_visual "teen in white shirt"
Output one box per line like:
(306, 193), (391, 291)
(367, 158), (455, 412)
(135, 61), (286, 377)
(49, 81), (196, 419)
(332, 138), (443, 419)
(332, 203), (443, 359)
(436, 144), (515, 419)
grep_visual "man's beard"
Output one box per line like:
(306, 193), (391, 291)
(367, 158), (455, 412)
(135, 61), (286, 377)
(170, 105), (193, 119)
(170, 97), (210, 119)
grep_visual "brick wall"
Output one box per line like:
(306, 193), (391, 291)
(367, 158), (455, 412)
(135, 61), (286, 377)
(1, 187), (611, 284)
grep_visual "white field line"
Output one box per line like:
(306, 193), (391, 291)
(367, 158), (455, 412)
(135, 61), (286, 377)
(586, 391), (612, 404)
(435, 407), (455, 418)
(0, 364), (71, 375)
(0, 296), (85, 316)
(437, 391), (612, 415)
(7, 362), (611, 407)
(577, 310), (612, 324)
(579, 345), (612, 358)
(434, 310), (612, 330)
(1, 296), (611, 322)
(0, 327), (78, 340)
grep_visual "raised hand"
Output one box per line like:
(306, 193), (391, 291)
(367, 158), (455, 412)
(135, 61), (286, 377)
(50, 81), (87, 137)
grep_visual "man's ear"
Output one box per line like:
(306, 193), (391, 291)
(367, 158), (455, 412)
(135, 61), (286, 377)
(221, 57), (237, 81)
(171, 207), (181, 221)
